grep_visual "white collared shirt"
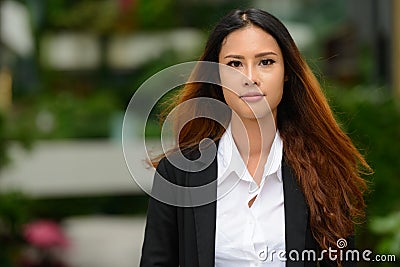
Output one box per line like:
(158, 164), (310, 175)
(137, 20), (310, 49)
(215, 124), (286, 267)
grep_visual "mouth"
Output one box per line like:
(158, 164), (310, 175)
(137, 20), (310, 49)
(239, 92), (266, 103)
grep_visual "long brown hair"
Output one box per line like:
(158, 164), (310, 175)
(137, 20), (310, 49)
(154, 8), (371, 252)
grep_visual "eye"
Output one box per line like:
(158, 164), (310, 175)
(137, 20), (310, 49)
(260, 59), (275, 66)
(227, 60), (242, 68)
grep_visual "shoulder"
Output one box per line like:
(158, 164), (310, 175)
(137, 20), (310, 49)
(155, 140), (219, 186)
(151, 143), (218, 207)
(157, 147), (201, 176)
(159, 139), (220, 174)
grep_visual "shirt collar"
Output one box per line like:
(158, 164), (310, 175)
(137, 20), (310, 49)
(264, 130), (283, 181)
(217, 123), (283, 185)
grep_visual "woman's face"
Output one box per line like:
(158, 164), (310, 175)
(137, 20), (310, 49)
(218, 25), (285, 122)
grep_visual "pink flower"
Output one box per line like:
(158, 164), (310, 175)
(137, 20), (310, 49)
(23, 220), (68, 248)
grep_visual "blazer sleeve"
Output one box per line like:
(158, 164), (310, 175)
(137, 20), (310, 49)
(140, 158), (179, 267)
(319, 236), (357, 267)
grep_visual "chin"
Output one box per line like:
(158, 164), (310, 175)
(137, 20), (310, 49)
(236, 109), (275, 121)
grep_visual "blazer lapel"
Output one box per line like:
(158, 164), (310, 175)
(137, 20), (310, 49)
(188, 145), (218, 267)
(193, 193), (217, 267)
(282, 159), (308, 267)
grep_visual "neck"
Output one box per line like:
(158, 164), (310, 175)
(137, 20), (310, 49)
(230, 113), (276, 159)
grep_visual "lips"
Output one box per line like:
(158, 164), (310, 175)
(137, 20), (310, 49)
(239, 92), (266, 103)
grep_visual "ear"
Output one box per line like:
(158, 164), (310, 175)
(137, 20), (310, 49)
(284, 75), (289, 82)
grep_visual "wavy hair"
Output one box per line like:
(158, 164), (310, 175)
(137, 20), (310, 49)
(153, 8), (371, 254)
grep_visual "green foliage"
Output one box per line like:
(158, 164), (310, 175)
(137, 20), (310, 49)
(12, 91), (120, 139)
(0, 113), (9, 170)
(39, 92), (119, 138)
(0, 111), (33, 172)
(135, 0), (179, 29)
(370, 212), (400, 255)
(327, 85), (400, 260)
(40, 0), (249, 32)
(30, 195), (148, 220)
(0, 192), (33, 267)
(45, 0), (121, 32)
(0, 192), (32, 236)
(328, 87), (400, 216)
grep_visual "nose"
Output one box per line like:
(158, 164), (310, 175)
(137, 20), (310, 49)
(242, 66), (260, 87)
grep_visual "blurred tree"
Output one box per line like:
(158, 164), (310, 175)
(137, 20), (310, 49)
(0, 112), (9, 170)
(329, 88), (400, 216)
(0, 107), (32, 171)
(45, 0), (120, 33)
(393, 0), (400, 99)
(135, 0), (178, 30)
(327, 85), (400, 263)
(0, 191), (32, 267)
(370, 212), (400, 256)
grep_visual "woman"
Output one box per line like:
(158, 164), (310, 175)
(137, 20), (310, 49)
(140, 8), (370, 267)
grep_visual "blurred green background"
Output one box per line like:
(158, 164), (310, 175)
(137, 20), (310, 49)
(0, 0), (399, 266)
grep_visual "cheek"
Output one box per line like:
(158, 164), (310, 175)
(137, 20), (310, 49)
(222, 87), (237, 108)
(265, 86), (283, 112)
(219, 66), (243, 95)
(262, 72), (285, 104)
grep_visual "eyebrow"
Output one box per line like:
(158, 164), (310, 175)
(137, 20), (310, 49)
(224, 51), (278, 59)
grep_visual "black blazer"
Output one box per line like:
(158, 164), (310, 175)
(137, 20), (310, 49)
(140, 146), (356, 267)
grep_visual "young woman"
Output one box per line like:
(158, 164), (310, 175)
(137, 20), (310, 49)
(140, 8), (370, 267)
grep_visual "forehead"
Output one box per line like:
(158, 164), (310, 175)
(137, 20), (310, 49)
(220, 25), (282, 56)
